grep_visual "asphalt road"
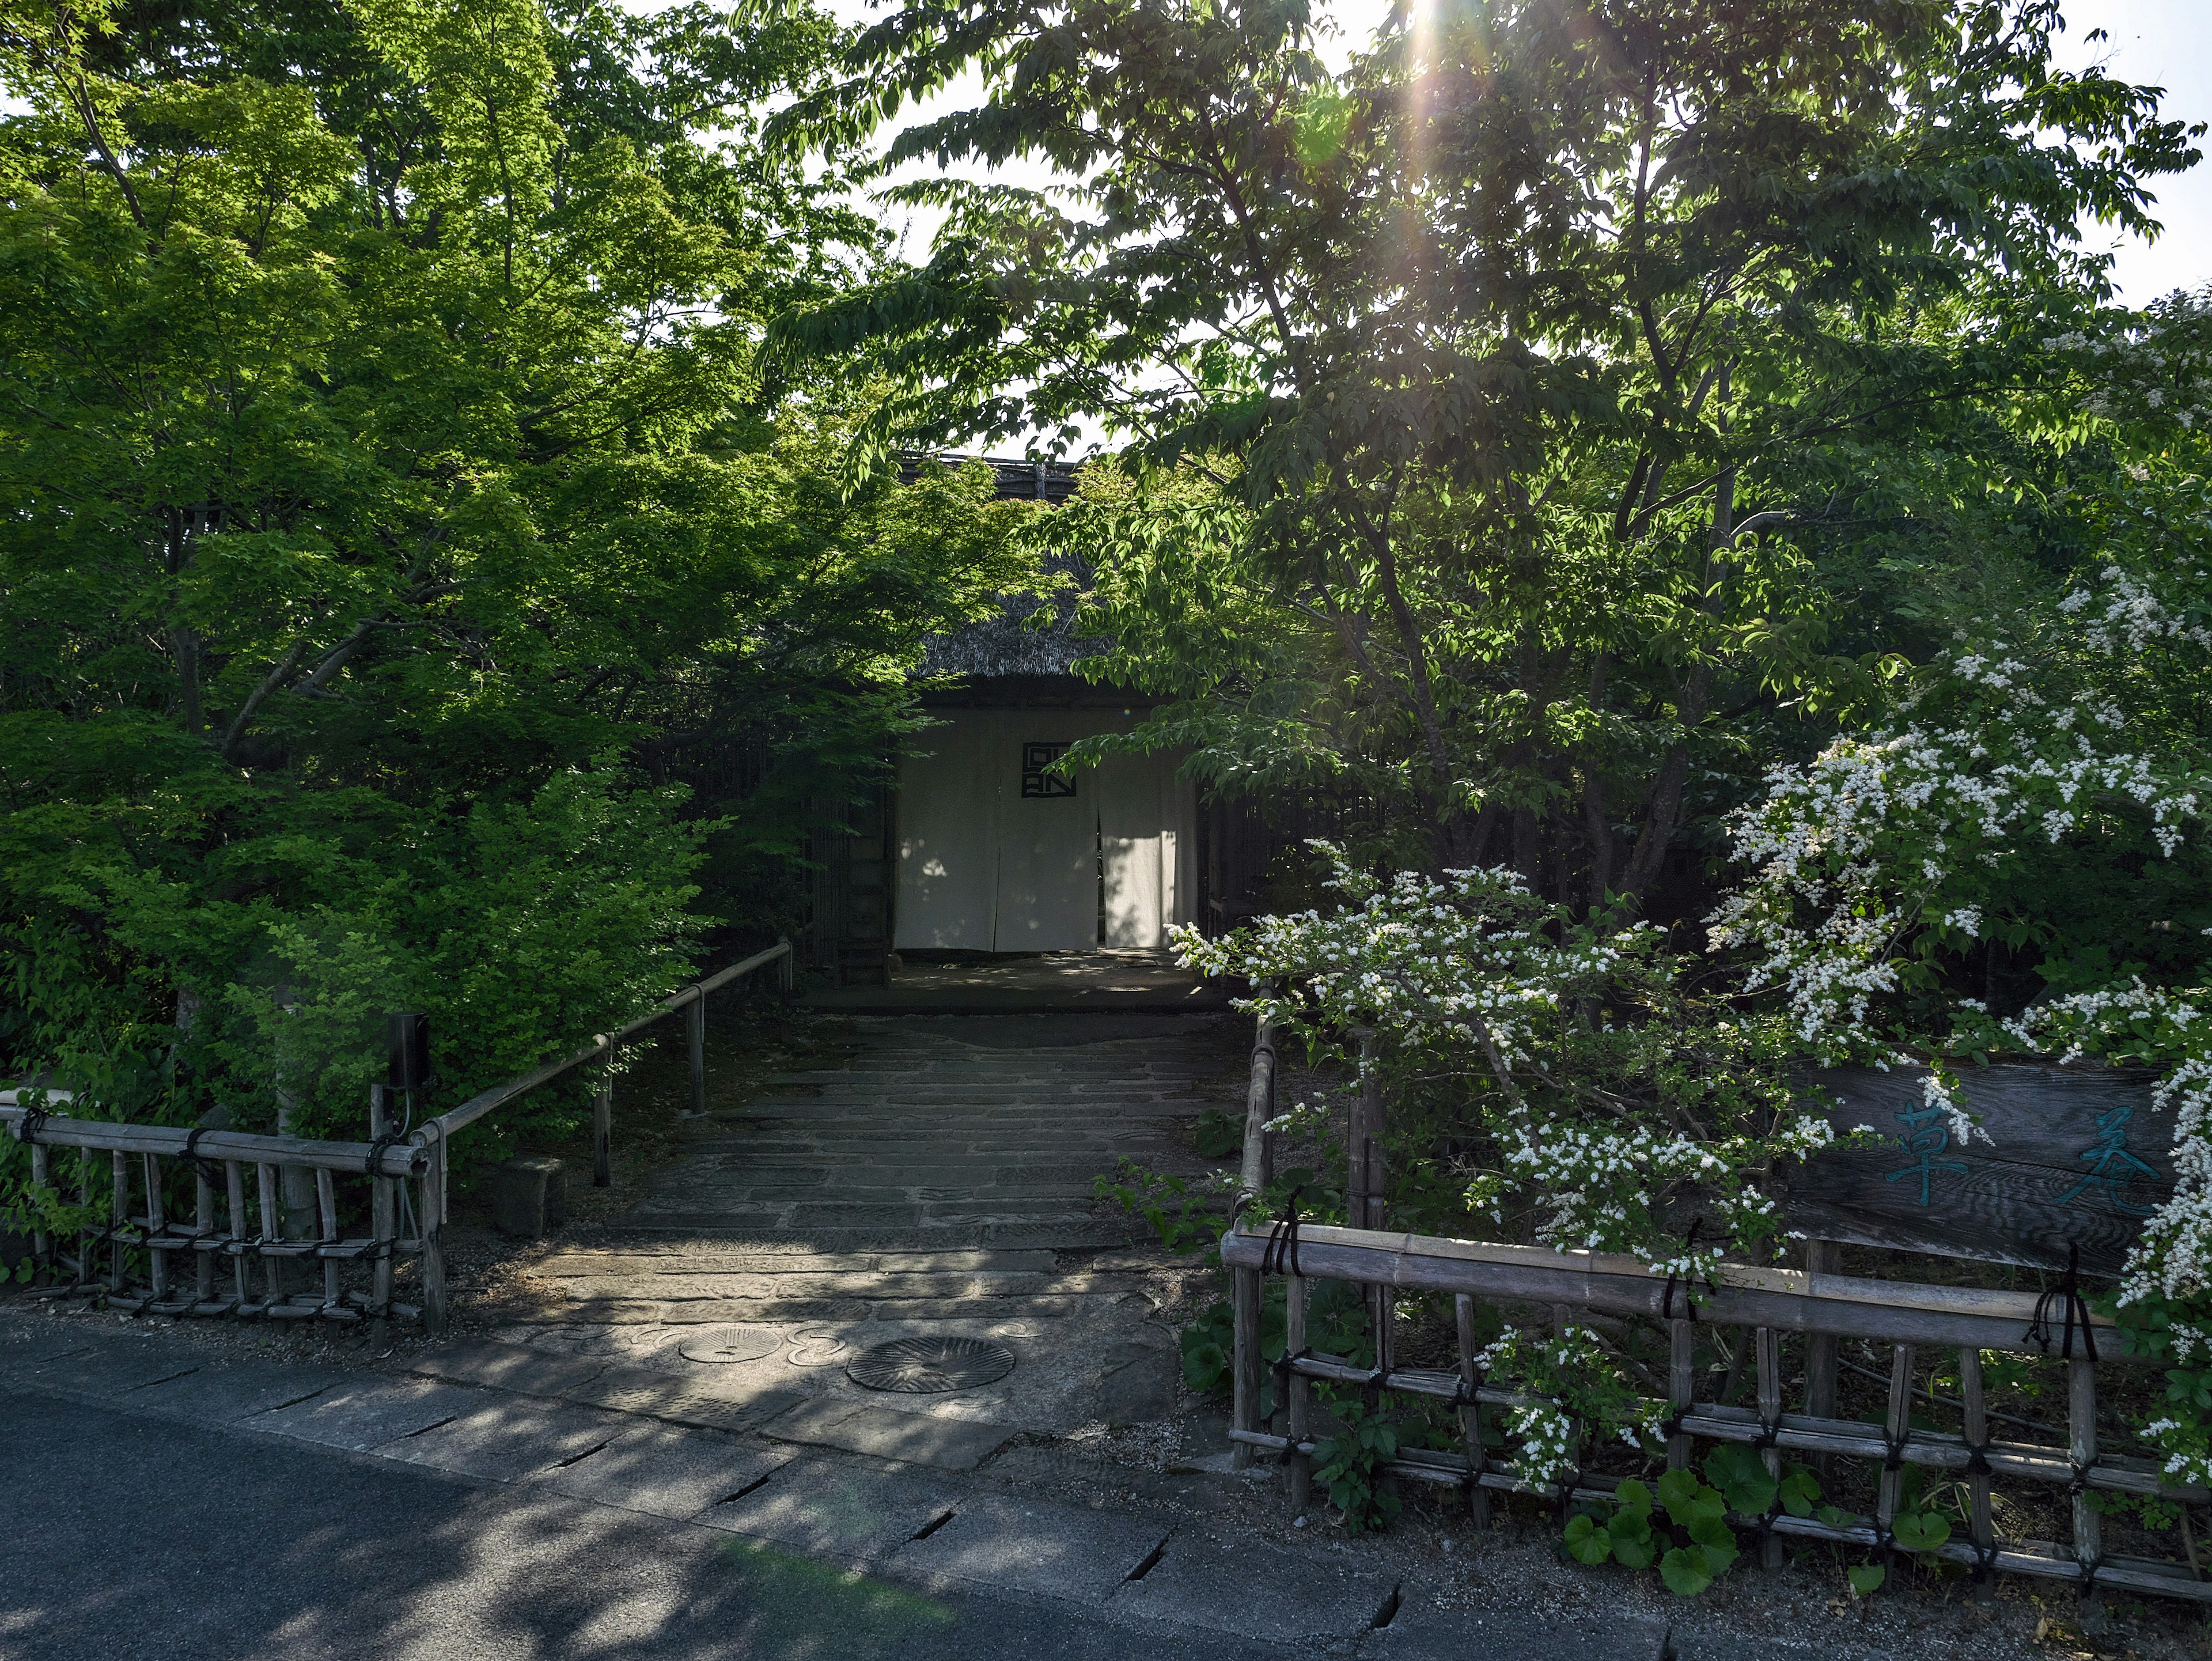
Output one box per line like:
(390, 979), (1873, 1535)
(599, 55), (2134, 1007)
(0, 1390), (1278, 1661)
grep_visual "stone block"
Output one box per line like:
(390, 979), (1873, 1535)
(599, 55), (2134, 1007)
(1109, 1532), (1399, 1645)
(698, 1457), (958, 1561)
(404, 1338), (611, 1399)
(385, 1398), (632, 1481)
(533, 1422), (791, 1520)
(3, 1338), (203, 1399)
(891, 1494), (1170, 1604)
(491, 1155), (569, 1238)
(1093, 1339), (1177, 1424)
(131, 1359), (339, 1424)
(561, 1364), (806, 1435)
(248, 1376), (484, 1452)
(760, 1397), (1017, 1471)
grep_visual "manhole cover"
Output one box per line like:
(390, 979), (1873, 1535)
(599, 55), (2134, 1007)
(678, 1325), (783, 1365)
(847, 1336), (1017, 1394)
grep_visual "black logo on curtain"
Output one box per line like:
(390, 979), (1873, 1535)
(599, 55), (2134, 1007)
(1020, 741), (1077, 798)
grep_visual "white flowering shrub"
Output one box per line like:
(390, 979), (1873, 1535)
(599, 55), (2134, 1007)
(1711, 553), (2212, 1482)
(1177, 850), (1834, 1474)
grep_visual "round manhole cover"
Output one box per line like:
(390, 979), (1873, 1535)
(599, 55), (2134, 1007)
(847, 1336), (1017, 1394)
(678, 1325), (783, 1365)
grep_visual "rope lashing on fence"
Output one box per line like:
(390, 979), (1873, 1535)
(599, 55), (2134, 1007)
(179, 1125), (225, 1187)
(1964, 1436), (1994, 1476)
(362, 1130), (407, 1179)
(12, 1102), (48, 1144)
(1259, 1186), (1305, 1279)
(1657, 1217), (1715, 1323)
(2027, 1241), (2100, 1362)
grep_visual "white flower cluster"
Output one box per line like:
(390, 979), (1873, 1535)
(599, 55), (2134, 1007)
(1711, 557), (2212, 1480)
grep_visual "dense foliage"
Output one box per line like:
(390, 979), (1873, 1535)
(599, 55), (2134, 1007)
(0, 0), (1037, 1174)
(777, 0), (2199, 920)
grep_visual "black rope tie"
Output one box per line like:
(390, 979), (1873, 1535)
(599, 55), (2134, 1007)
(1973, 1538), (1999, 1583)
(180, 1126), (225, 1188)
(1884, 1426), (1910, 1473)
(1753, 1418), (1781, 1451)
(363, 1130), (407, 1181)
(1659, 1218), (1711, 1323)
(1964, 1437), (1993, 1477)
(2027, 1242), (2100, 1363)
(14, 1102), (50, 1145)
(1260, 1186), (1305, 1280)
(2067, 1458), (2095, 1499)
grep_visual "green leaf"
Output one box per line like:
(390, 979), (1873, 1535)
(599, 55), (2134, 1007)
(1846, 1565), (1887, 1596)
(1779, 1467), (1821, 1519)
(1703, 1445), (1778, 1515)
(1815, 1503), (1854, 1528)
(1891, 1509), (1952, 1552)
(1686, 1515), (1740, 1573)
(1659, 1546), (1715, 1597)
(1612, 1479), (1653, 1520)
(1608, 1511), (1656, 1570)
(1656, 1468), (1726, 1527)
(1563, 1512), (1613, 1565)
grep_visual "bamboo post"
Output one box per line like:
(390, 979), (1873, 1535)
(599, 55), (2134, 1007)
(1286, 1270), (1312, 1511)
(593, 1079), (613, 1189)
(256, 1162), (283, 1306)
(1668, 1319), (1696, 1470)
(1803, 1240), (1840, 1421)
(110, 1148), (128, 1291)
(1456, 1292), (1491, 1527)
(74, 1155), (92, 1287)
(1756, 1327), (1783, 1569)
(191, 1148), (214, 1306)
(315, 1167), (340, 1310)
(1877, 1344), (1915, 1580)
(1231, 1263), (1263, 1471)
(1960, 1346), (1995, 1602)
(777, 935), (793, 993)
(28, 1140), (49, 1283)
(687, 993), (707, 1118)
(421, 1141), (448, 1335)
(142, 1152), (167, 1300)
(368, 1085), (395, 1316)
(2071, 1355), (2103, 1626)
(226, 1160), (249, 1306)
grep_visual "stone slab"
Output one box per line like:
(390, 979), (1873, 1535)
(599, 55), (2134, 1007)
(698, 1456), (959, 1561)
(891, 1493), (1170, 1604)
(130, 1359), (340, 1424)
(561, 1364), (806, 1435)
(1364, 1595), (1669, 1661)
(2, 1338), (202, 1400)
(0, 1319), (101, 1371)
(1110, 1532), (1399, 1645)
(385, 1398), (632, 1482)
(760, 1397), (1017, 1471)
(531, 1422), (793, 1520)
(248, 1376), (484, 1452)
(404, 1338), (612, 1398)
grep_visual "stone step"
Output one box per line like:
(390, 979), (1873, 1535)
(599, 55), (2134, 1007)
(532, 1249), (1060, 1277)
(600, 1220), (1135, 1251)
(537, 1270), (1161, 1303)
(535, 1292), (1135, 1323)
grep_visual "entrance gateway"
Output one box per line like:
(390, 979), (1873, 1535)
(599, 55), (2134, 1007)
(893, 707), (1198, 952)
(800, 455), (1279, 982)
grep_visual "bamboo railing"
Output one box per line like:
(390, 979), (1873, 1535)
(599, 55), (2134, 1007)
(2, 937), (794, 1334)
(1227, 1022), (2210, 1609)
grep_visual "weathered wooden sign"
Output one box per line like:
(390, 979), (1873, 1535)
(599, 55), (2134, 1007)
(1785, 1063), (2171, 1277)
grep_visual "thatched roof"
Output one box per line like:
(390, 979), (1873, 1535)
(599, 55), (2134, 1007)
(908, 455), (1102, 680)
(918, 553), (1107, 679)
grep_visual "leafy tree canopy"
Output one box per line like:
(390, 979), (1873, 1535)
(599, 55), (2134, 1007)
(774, 0), (2201, 914)
(0, 0), (1037, 1151)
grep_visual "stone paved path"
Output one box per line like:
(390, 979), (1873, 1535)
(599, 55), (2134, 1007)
(482, 1013), (1245, 1436)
